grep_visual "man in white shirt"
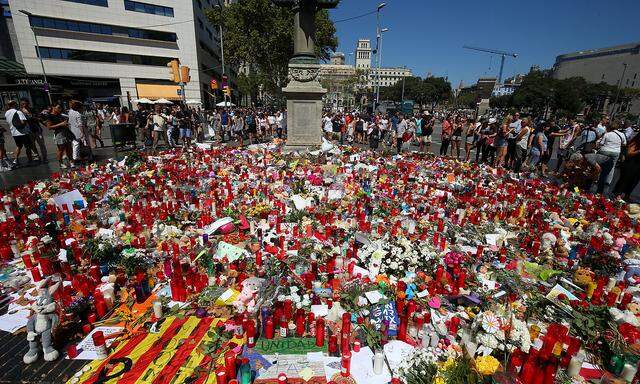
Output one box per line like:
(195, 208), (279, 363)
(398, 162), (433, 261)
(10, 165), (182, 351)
(506, 112), (522, 166)
(585, 123), (626, 194)
(275, 111), (284, 139)
(68, 101), (89, 165)
(267, 113), (276, 137)
(322, 113), (333, 138)
(395, 113), (408, 154)
(4, 100), (35, 166)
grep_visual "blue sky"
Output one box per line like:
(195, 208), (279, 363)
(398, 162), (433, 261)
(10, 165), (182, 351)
(328, 0), (640, 88)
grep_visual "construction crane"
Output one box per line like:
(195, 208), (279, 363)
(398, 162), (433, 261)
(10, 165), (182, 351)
(463, 46), (518, 84)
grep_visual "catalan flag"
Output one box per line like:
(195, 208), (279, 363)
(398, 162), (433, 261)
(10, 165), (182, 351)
(69, 317), (243, 384)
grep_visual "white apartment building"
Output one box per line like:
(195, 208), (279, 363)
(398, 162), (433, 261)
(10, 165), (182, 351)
(354, 38), (411, 88)
(4, 0), (232, 108)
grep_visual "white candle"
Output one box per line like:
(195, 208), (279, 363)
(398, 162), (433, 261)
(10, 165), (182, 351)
(566, 353), (584, 377)
(607, 277), (617, 291)
(373, 350), (384, 375)
(621, 363), (638, 382)
(153, 300), (163, 318)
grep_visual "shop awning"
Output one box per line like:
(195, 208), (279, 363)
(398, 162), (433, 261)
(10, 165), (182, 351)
(0, 58), (26, 77)
(135, 84), (181, 101)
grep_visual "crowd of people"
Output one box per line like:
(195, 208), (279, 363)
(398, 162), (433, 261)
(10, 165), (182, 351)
(321, 109), (640, 201)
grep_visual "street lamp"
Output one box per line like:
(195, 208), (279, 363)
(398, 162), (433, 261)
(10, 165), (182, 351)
(215, 2), (227, 106)
(19, 10), (52, 105)
(373, 3), (386, 112)
(375, 28), (389, 108)
(611, 62), (628, 119)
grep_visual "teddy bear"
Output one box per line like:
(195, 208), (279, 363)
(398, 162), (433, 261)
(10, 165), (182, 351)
(232, 277), (264, 313)
(553, 237), (569, 263)
(574, 267), (595, 288)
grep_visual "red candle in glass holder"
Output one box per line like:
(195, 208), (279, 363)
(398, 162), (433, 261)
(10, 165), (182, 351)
(265, 317), (274, 339)
(341, 353), (351, 377)
(30, 267), (42, 282)
(328, 334), (338, 355)
(22, 254), (33, 268)
(216, 369), (228, 384)
(225, 351), (237, 380)
(315, 318), (325, 347)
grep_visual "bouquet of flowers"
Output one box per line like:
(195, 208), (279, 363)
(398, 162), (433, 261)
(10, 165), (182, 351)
(468, 309), (531, 356)
(397, 348), (439, 384)
(357, 236), (438, 277)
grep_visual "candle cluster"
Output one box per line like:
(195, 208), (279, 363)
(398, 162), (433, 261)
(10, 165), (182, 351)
(1, 145), (639, 384)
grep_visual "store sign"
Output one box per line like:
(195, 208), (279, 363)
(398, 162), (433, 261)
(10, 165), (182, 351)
(15, 78), (45, 85)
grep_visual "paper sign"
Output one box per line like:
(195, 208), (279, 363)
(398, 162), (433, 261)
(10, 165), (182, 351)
(546, 284), (579, 303)
(216, 288), (239, 306)
(310, 304), (329, 318)
(291, 195), (313, 210)
(254, 338), (326, 355)
(364, 290), (385, 304)
(53, 189), (87, 212)
(71, 326), (123, 360)
(214, 241), (249, 262)
(370, 302), (399, 336)
(255, 355), (326, 384)
(0, 309), (30, 333)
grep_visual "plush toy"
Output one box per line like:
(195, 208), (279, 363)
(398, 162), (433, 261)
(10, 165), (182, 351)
(232, 277), (264, 313)
(541, 233), (557, 251)
(574, 267), (595, 288)
(623, 247), (640, 283)
(24, 278), (60, 364)
(553, 237), (569, 261)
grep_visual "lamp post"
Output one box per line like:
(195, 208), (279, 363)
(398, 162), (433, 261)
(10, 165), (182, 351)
(375, 27), (389, 109)
(372, 2), (386, 112)
(215, 2), (227, 106)
(611, 63), (628, 119)
(19, 10), (52, 105)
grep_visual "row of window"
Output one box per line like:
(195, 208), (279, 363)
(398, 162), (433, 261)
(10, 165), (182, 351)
(199, 40), (220, 62)
(37, 46), (174, 66)
(63, 0), (108, 6)
(29, 15), (177, 42)
(124, 0), (174, 17)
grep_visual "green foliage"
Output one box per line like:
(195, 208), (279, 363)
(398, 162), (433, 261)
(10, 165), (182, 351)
(207, 0), (338, 94)
(441, 357), (482, 384)
(380, 76), (452, 105)
(458, 92), (480, 109)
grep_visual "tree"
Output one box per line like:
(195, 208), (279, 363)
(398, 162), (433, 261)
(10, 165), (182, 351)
(511, 70), (555, 114)
(207, 0), (338, 96)
(489, 94), (512, 109)
(379, 76), (451, 107)
(458, 92), (479, 109)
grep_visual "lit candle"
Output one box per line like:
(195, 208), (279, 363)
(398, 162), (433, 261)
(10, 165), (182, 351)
(621, 363), (638, 382)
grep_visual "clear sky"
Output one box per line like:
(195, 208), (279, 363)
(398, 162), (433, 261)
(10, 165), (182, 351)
(328, 0), (640, 88)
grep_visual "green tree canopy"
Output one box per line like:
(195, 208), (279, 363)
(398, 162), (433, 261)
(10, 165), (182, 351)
(207, 0), (338, 95)
(379, 76), (451, 106)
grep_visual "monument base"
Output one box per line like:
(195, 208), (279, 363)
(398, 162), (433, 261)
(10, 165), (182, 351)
(282, 63), (326, 152)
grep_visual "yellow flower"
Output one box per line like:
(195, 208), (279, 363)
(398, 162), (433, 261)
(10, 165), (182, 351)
(476, 355), (500, 376)
(434, 376), (444, 384)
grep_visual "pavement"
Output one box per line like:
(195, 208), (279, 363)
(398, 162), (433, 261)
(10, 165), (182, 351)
(1, 119), (639, 201)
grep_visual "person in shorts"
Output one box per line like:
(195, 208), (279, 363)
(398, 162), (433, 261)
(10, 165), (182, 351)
(46, 104), (73, 169)
(450, 115), (464, 158)
(177, 106), (192, 148)
(419, 113), (433, 153)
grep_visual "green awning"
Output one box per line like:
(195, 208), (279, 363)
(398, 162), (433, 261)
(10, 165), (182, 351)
(0, 58), (26, 77)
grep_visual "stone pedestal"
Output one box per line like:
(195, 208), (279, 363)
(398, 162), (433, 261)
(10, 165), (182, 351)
(282, 63), (326, 151)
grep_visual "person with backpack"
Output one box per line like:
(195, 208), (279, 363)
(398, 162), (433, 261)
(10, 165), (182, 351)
(4, 100), (36, 167)
(21, 98), (47, 163)
(584, 122), (626, 194)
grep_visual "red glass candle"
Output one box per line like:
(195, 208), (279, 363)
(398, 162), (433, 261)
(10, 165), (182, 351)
(341, 353), (351, 377)
(296, 312), (305, 337)
(328, 334), (338, 356)
(246, 321), (256, 348)
(22, 254), (33, 268)
(265, 317), (274, 339)
(216, 369), (228, 384)
(620, 292), (633, 309)
(87, 312), (97, 324)
(283, 299), (293, 321)
(30, 267), (42, 282)
(225, 352), (237, 380)
(315, 318), (325, 347)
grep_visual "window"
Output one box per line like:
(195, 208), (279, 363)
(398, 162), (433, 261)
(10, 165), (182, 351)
(29, 15), (176, 41)
(124, 0), (173, 17)
(37, 46), (175, 66)
(62, 0), (108, 6)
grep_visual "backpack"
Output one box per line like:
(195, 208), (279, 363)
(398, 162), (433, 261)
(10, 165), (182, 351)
(11, 109), (28, 134)
(581, 128), (598, 153)
(613, 130), (628, 164)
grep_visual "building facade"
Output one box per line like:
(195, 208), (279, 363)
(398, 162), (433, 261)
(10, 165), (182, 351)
(552, 42), (640, 114)
(355, 39), (371, 70)
(318, 52), (357, 111)
(4, 0), (232, 108)
(353, 39), (412, 89)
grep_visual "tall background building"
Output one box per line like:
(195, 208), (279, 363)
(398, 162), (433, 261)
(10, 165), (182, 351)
(552, 42), (640, 114)
(1, 0), (234, 109)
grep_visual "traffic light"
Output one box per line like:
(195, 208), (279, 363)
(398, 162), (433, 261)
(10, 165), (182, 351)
(180, 66), (191, 83)
(167, 59), (180, 83)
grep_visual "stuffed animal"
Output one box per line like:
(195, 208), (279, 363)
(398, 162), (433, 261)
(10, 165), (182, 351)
(574, 267), (595, 288)
(232, 277), (264, 313)
(24, 278), (60, 364)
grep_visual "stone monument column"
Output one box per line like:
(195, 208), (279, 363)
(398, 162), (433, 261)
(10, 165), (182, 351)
(273, 0), (339, 151)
